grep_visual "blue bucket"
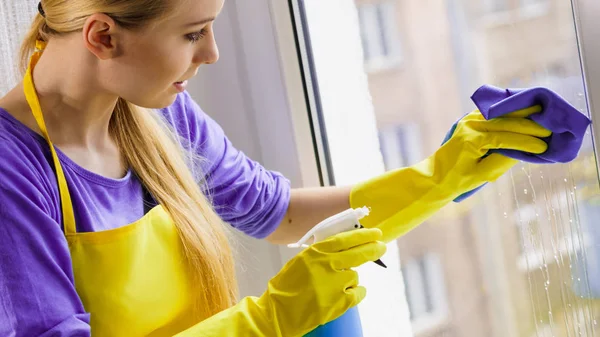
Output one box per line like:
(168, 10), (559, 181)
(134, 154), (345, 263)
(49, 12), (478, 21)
(304, 306), (363, 337)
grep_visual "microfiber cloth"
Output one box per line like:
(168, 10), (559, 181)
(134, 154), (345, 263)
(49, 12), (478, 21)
(442, 84), (592, 202)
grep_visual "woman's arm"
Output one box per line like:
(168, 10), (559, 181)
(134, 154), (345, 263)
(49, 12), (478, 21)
(269, 108), (553, 245)
(0, 138), (91, 337)
(266, 186), (353, 245)
(164, 92), (291, 239)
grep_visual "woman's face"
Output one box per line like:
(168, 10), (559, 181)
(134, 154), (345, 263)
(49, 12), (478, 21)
(98, 0), (224, 108)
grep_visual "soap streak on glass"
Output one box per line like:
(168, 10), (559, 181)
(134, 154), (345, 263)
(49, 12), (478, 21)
(556, 172), (586, 337)
(509, 159), (598, 337)
(542, 166), (578, 337)
(510, 171), (542, 337)
(523, 165), (557, 335)
(565, 165), (596, 336)
(540, 167), (574, 337)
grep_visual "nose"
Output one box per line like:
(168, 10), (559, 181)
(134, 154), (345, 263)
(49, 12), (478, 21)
(193, 34), (220, 65)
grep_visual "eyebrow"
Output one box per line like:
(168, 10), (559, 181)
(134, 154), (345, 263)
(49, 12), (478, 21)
(184, 17), (216, 27)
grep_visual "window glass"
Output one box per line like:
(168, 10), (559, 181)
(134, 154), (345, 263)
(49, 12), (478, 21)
(297, 0), (600, 336)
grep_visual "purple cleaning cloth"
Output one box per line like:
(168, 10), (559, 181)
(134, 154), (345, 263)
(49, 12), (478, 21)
(443, 84), (592, 202)
(471, 84), (591, 163)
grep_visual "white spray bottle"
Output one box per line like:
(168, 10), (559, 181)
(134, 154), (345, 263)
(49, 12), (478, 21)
(288, 206), (386, 268)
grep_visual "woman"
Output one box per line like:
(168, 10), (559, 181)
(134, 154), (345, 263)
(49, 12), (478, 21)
(0, 0), (551, 336)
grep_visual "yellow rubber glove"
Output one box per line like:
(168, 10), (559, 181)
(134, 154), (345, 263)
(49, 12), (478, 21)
(350, 108), (551, 243)
(175, 228), (386, 337)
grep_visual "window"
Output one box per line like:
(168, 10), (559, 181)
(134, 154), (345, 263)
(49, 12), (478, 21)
(357, 1), (402, 72)
(402, 254), (449, 334)
(379, 124), (422, 170)
(292, 0), (600, 336)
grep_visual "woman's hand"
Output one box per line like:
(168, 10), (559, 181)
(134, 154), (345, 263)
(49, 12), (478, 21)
(350, 108), (550, 242)
(176, 228), (386, 337)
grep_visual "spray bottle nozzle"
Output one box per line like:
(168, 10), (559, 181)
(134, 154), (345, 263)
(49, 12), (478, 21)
(288, 207), (386, 268)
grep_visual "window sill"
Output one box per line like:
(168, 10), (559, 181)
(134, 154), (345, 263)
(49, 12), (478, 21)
(411, 313), (449, 335)
(519, 2), (551, 20)
(364, 57), (403, 74)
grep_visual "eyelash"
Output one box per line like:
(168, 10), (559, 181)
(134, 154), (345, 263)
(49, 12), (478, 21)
(186, 29), (208, 43)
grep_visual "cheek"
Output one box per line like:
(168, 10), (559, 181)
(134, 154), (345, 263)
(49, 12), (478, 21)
(108, 52), (175, 89)
(141, 49), (191, 89)
(100, 40), (191, 107)
(122, 39), (185, 80)
(133, 49), (178, 83)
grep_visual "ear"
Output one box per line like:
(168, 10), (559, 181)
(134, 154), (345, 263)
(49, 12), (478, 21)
(82, 13), (120, 60)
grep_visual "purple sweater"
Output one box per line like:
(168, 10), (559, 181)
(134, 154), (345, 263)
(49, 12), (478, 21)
(0, 92), (291, 336)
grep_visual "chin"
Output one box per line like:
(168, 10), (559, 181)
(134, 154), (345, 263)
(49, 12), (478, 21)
(129, 92), (179, 110)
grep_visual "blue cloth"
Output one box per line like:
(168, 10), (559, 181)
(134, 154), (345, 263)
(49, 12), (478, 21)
(443, 85), (591, 202)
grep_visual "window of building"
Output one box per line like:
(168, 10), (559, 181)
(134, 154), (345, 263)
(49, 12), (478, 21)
(402, 254), (449, 333)
(378, 123), (422, 170)
(357, 1), (402, 72)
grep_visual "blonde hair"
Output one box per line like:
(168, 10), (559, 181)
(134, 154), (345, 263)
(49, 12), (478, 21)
(21, 0), (238, 318)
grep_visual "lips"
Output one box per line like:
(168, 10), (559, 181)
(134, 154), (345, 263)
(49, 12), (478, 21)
(173, 80), (188, 92)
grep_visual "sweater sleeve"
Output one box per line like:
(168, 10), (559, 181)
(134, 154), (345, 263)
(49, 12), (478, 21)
(0, 136), (90, 337)
(160, 92), (291, 239)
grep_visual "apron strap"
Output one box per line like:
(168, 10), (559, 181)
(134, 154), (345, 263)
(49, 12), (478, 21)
(23, 40), (77, 235)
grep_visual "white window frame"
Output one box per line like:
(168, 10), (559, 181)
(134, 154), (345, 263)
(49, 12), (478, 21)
(575, 0), (600, 160)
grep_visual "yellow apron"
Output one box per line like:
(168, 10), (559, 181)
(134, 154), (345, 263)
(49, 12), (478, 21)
(24, 41), (199, 336)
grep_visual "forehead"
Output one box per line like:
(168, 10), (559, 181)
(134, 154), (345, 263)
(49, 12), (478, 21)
(163, 0), (225, 27)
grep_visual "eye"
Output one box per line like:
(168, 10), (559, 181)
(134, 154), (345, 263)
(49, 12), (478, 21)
(186, 29), (208, 43)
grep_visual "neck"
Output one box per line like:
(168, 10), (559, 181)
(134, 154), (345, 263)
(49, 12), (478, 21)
(31, 38), (118, 149)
